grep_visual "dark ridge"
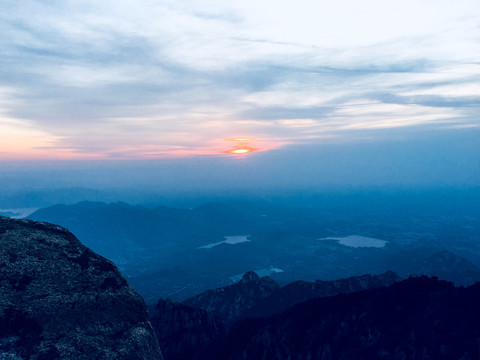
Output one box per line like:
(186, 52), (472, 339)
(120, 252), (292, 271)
(195, 276), (480, 360)
(184, 270), (400, 325)
(150, 299), (225, 360)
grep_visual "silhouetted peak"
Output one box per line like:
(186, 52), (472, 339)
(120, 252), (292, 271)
(415, 250), (480, 286)
(240, 271), (260, 283)
(427, 250), (477, 268)
(383, 269), (400, 279)
(183, 271), (280, 326)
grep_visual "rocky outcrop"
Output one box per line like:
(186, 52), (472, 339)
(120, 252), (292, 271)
(195, 276), (480, 360)
(183, 271), (279, 325)
(0, 216), (163, 360)
(150, 299), (225, 360)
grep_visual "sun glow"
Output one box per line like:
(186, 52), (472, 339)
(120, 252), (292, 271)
(229, 138), (253, 142)
(230, 148), (251, 154)
(223, 137), (260, 156)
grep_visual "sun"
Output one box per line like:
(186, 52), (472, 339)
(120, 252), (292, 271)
(229, 148), (251, 154)
(222, 137), (259, 156)
(224, 146), (257, 155)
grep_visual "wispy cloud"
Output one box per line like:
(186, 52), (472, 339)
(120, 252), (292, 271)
(0, 0), (479, 159)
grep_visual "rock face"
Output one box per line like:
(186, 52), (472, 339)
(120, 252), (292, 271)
(0, 216), (163, 360)
(183, 271), (279, 325)
(195, 276), (480, 360)
(150, 299), (225, 360)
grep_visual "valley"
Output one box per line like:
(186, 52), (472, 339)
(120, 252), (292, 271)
(26, 189), (480, 303)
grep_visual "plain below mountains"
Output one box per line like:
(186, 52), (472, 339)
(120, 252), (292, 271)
(27, 200), (480, 302)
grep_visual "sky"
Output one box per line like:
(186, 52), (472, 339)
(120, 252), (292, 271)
(0, 0), (479, 192)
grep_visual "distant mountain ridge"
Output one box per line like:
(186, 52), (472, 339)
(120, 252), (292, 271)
(183, 270), (400, 325)
(183, 271), (280, 325)
(244, 270), (401, 319)
(28, 201), (263, 259)
(29, 201), (198, 256)
(419, 250), (480, 286)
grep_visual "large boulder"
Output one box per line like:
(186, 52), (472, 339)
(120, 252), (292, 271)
(0, 216), (163, 360)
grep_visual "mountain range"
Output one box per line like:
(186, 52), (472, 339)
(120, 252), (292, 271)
(193, 276), (480, 359)
(2, 215), (480, 359)
(27, 200), (480, 303)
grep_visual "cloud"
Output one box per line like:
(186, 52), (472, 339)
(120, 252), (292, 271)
(0, 0), (479, 159)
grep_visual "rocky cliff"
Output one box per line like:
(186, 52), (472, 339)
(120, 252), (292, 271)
(0, 216), (163, 360)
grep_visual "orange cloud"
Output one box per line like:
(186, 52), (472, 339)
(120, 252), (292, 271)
(0, 118), (103, 161)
